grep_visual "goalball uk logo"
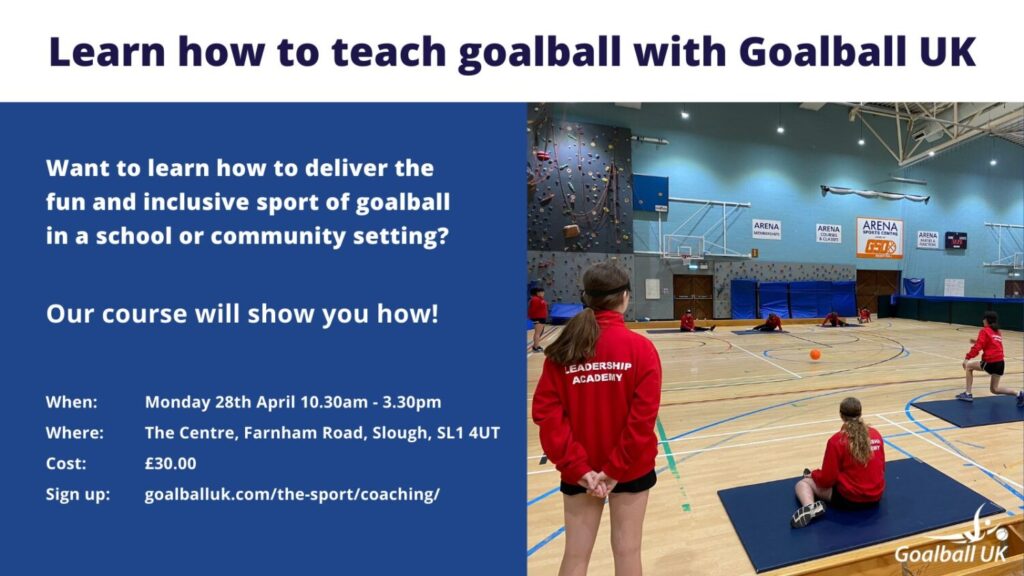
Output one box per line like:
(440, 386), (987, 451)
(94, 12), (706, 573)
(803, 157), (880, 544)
(894, 505), (1010, 564)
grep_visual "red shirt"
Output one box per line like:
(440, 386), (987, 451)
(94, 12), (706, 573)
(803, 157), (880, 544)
(824, 312), (840, 325)
(680, 314), (695, 331)
(532, 310), (662, 484)
(966, 326), (1004, 363)
(528, 295), (548, 320)
(859, 309), (871, 321)
(811, 427), (886, 502)
(767, 314), (782, 329)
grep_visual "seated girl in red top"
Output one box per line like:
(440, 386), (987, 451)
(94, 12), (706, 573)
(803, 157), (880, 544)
(957, 311), (1024, 406)
(679, 309), (716, 332)
(532, 261), (662, 576)
(858, 307), (871, 323)
(753, 313), (783, 332)
(792, 397), (885, 528)
(528, 287), (548, 352)
(822, 311), (848, 327)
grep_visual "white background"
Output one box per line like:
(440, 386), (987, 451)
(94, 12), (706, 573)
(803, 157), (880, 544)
(2, 0), (1023, 101)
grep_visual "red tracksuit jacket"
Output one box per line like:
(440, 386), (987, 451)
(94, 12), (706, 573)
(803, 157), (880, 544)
(528, 295), (548, 320)
(680, 314), (695, 331)
(966, 326), (1004, 363)
(811, 427), (886, 502)
(532, 310), (662, 484)
(767, 314), (782, 329)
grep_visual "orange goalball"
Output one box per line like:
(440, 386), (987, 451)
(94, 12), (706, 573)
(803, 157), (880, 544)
(810, 349), (822, 360)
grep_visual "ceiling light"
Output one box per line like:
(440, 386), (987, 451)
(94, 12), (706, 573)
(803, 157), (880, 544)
(858, 138), (865, 146)
(680, 111), (690, 120)
(990, 158), (998, 166)
(928, 151), (936, 157)
(776, 125), (785, 134)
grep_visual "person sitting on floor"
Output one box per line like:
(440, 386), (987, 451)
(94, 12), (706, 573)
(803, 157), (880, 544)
(679, 309), (716, 332)
(791, 397), (886, 528)
(822, 310), (848, 327)
(858, 307), (871, 324)
(752, 313), (783, 332)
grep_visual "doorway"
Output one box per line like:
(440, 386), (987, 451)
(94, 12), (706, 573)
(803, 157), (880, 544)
(856, 269), (901, 313)
(1006, 280), (1024, 298)
(673, 274), (714, 319)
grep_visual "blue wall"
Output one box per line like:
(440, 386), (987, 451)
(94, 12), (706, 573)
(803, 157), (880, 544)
(556, 103), (1024, 298)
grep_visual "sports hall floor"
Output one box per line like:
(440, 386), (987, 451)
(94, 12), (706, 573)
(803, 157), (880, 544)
(526, 318), (1024, 575)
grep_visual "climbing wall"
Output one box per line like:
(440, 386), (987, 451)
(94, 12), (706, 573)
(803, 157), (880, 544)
(527, 251), (636, 316)
(527, 104), (634, 253)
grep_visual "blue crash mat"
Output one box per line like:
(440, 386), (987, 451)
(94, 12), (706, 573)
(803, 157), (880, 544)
(717, 459), (1005, 573)
(911, 395), (1024, 428)
(732, 329), (789, 335)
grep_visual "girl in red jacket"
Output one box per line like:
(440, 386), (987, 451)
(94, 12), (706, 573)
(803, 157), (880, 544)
(679, 309), (716, 332)
(753, 313), (783, 332)
(532, 261), (662, 576)
(821, 310), (848, 327)
(791, 397), (885, 528)
(528, 287), (549, 352)
(957, 311), (1024, 406)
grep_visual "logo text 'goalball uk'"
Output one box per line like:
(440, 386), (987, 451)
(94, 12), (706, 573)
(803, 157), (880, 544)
(856, 217), (903, 259)
(895, 505), (1011, 564)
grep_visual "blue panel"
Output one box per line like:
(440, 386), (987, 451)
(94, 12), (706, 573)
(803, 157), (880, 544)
(718, 459), (1006, 573)
(731, 280), (758, 319)
(912, 396), (1024, 427)
(759, 282), (790, 319)
(632, 174), (669, 212)
(830, 281), (858, 316)
(903, 277), (925, 297)
(790, 281), (830, 318)
(549, 303), (584, 324)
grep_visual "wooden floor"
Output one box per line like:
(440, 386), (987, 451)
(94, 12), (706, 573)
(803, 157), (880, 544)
(526, 318), (1024, 575)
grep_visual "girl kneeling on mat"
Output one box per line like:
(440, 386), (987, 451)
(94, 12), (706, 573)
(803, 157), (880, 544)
(957, 311), (1024, 406)
(791, 397), (885, 528)
(532, 261), (662, 576)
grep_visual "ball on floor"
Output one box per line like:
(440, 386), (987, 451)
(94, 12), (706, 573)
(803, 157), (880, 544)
(810, 349), (822, 360)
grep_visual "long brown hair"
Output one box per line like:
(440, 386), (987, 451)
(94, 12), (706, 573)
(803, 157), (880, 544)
(840, 397), (872, 465)
(545, 261), (630, 366)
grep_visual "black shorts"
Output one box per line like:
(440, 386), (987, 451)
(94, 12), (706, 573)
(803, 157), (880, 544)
(829, 487), (880, 510)
(561, 469), (657, 496)
(530, 318), (547, 325)
(981, 360), (1005, 376)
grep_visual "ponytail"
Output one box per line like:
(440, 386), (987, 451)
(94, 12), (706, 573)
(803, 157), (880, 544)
(839, 397), (872, 465)
(545, 308), (600, 366)
(544, 260), (630, 366)
(843, 418), (872, 465)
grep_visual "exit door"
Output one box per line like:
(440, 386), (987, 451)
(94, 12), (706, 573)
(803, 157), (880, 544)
(673, 275), (714, 319)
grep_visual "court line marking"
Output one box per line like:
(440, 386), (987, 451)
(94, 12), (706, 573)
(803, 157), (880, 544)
(902, 390), (1024, 502)
(730, 342), (803, 379)
(876, 413), (1024, 490)
(525, 411), (939, 460)
(526, 417), (943, 472)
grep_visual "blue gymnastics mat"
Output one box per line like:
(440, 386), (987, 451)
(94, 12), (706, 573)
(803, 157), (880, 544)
(820, 323), (862, 328)
(646, 329), (701, 334)
(732, 329), (788, 335)
(717, 459), (1005, 573)
(911, 395), (1024, 427)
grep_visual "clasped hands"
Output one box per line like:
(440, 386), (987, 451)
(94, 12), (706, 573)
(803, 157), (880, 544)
(577, 470), (618, 498)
